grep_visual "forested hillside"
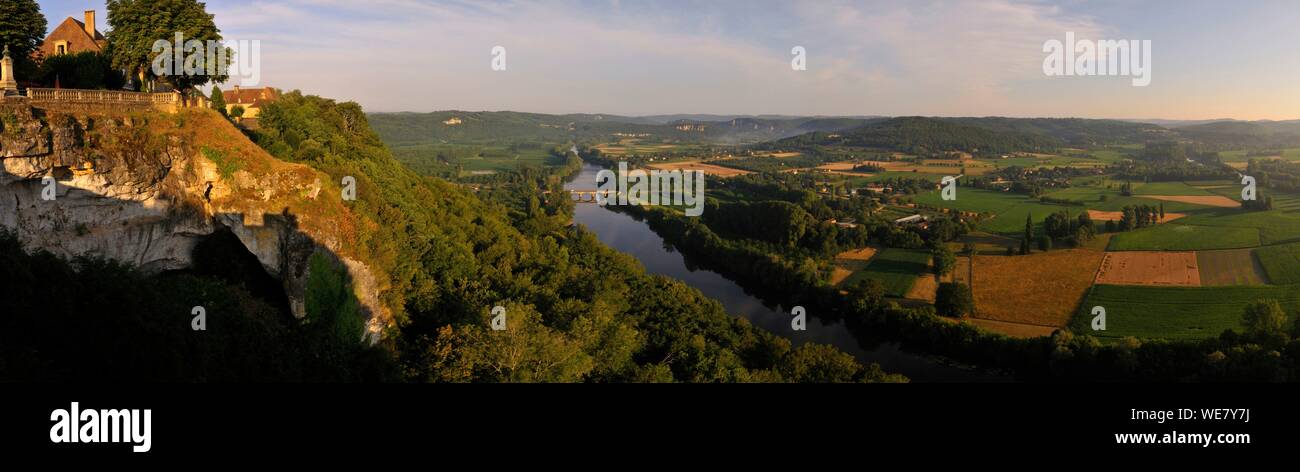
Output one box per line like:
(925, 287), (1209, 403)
(776, 116), (1063, 155)
(941, 117), (1171, 146)
(252, 92), (904, 383)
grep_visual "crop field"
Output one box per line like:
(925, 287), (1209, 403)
(391, 143), (559, 175)
(831, 247), (879, 287)
(970, 248), (1107, 329)
(1198, 249), (1269, 286)
(594, 140), (706, 156)
(843, 172), (943, 184)
(843, 248), (930, 297)
(916, 186), (1224, 237)
(1074, 284), (1300, 341)
(1130, 181), (1216, 196)
(1109, 224), (1260, 251)
(646, 160), (752, 177)
(913, 188), (1034, 214)
(1254, 241), (1300, 284)
(1085, 148), (1134, 163)
(1094, 251), (1200, 286)
(1177, 203), (1300, 245)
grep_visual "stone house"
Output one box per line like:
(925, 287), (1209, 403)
(38, 11), (107, 59)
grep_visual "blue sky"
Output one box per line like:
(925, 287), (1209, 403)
(36, 0), (1300, 119)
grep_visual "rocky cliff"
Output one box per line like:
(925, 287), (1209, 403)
(0, 100), (388, 341)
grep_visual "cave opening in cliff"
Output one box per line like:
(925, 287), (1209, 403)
(170, 227), (293, 318)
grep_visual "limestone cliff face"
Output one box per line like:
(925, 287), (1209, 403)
(0, 101), (388, 341)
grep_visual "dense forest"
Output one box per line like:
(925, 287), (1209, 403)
(774, 117), (1063, 156)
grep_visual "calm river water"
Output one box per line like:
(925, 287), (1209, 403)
(565, 163), (998, 381)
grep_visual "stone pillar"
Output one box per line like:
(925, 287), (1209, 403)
(0, 46), (18, 95)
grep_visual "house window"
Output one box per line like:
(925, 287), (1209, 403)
(55, 41), (68, 55)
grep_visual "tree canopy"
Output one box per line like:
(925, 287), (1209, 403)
(106, 0), (229, 90)
(0, 0), (47, 75)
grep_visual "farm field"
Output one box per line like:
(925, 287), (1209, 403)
(1074, 284), (1300, 341)
(1177, 205), (1300, 245)
(917, 186), (1218, 236)
(1254, 241), (1300, 284)
(1108, 224), (1260, 251)
(844, 248), (929, 297)
(1130, 181), (1215, 196)
(967, 318), (1058, 338)
(1087, 209), (1186, 224)
(969, 247), (1107, 330)
(1141, 195), (1241, 208)
(1094, 251), (1200, 286)
(645, 160), (752, 177)
(594, 139), (706, 156)
(390, 142), (559, 175)
(853, 159), (997, 176)
(831, 247), (879, 287)
(1198, 249), (1269, 286)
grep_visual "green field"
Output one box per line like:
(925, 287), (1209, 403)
(1074, 284), (1300, 341)
(1130, 181), (1214, 196)
(843, 248), (929, 297)
(913, 188), (1077, 234)
(915, 185), (1224, 237)
(1255, 241), (1300, 284)
(1197, 249), (1269, 286)
(391, 142), (561, 175)
(1085, 147), (1134, 163)
(1177, 202), (1300, 245)
(1108, 224), (1260, 251)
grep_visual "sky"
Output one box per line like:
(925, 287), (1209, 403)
(36, 0), (1300, 120)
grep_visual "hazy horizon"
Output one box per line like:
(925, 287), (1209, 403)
(38, 0), (1300, 121)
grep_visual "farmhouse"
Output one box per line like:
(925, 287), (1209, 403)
(37, 10), (107, 58)
(221, 86), (279, 120)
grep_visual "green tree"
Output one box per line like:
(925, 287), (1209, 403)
(935, 282), (974, 318)
(1242, 299), (1288, 338)
(1023, 213), (1034, 247)
(37, 51), (124, 89)
(931, 244), (956, 277)
(106, 0), (230, 91)
(779, 344), (864, 383)
(230, 105), (245, 119)
(0, 0), (46, 78)
(847, 278), (886, 312)
(209, 86), (227, 116)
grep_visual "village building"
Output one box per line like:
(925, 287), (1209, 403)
(37, 11), (107, 58)
(221, 86), (279, 121)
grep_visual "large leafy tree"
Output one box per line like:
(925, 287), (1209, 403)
(1242, 299), (1288, 338)
(106, 0), (229, 91)
(0, 0), (47, 77)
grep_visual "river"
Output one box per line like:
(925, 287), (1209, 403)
(565, 163), (997, 381)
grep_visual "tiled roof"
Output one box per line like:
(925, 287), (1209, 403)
(222, 88), (279, 109)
